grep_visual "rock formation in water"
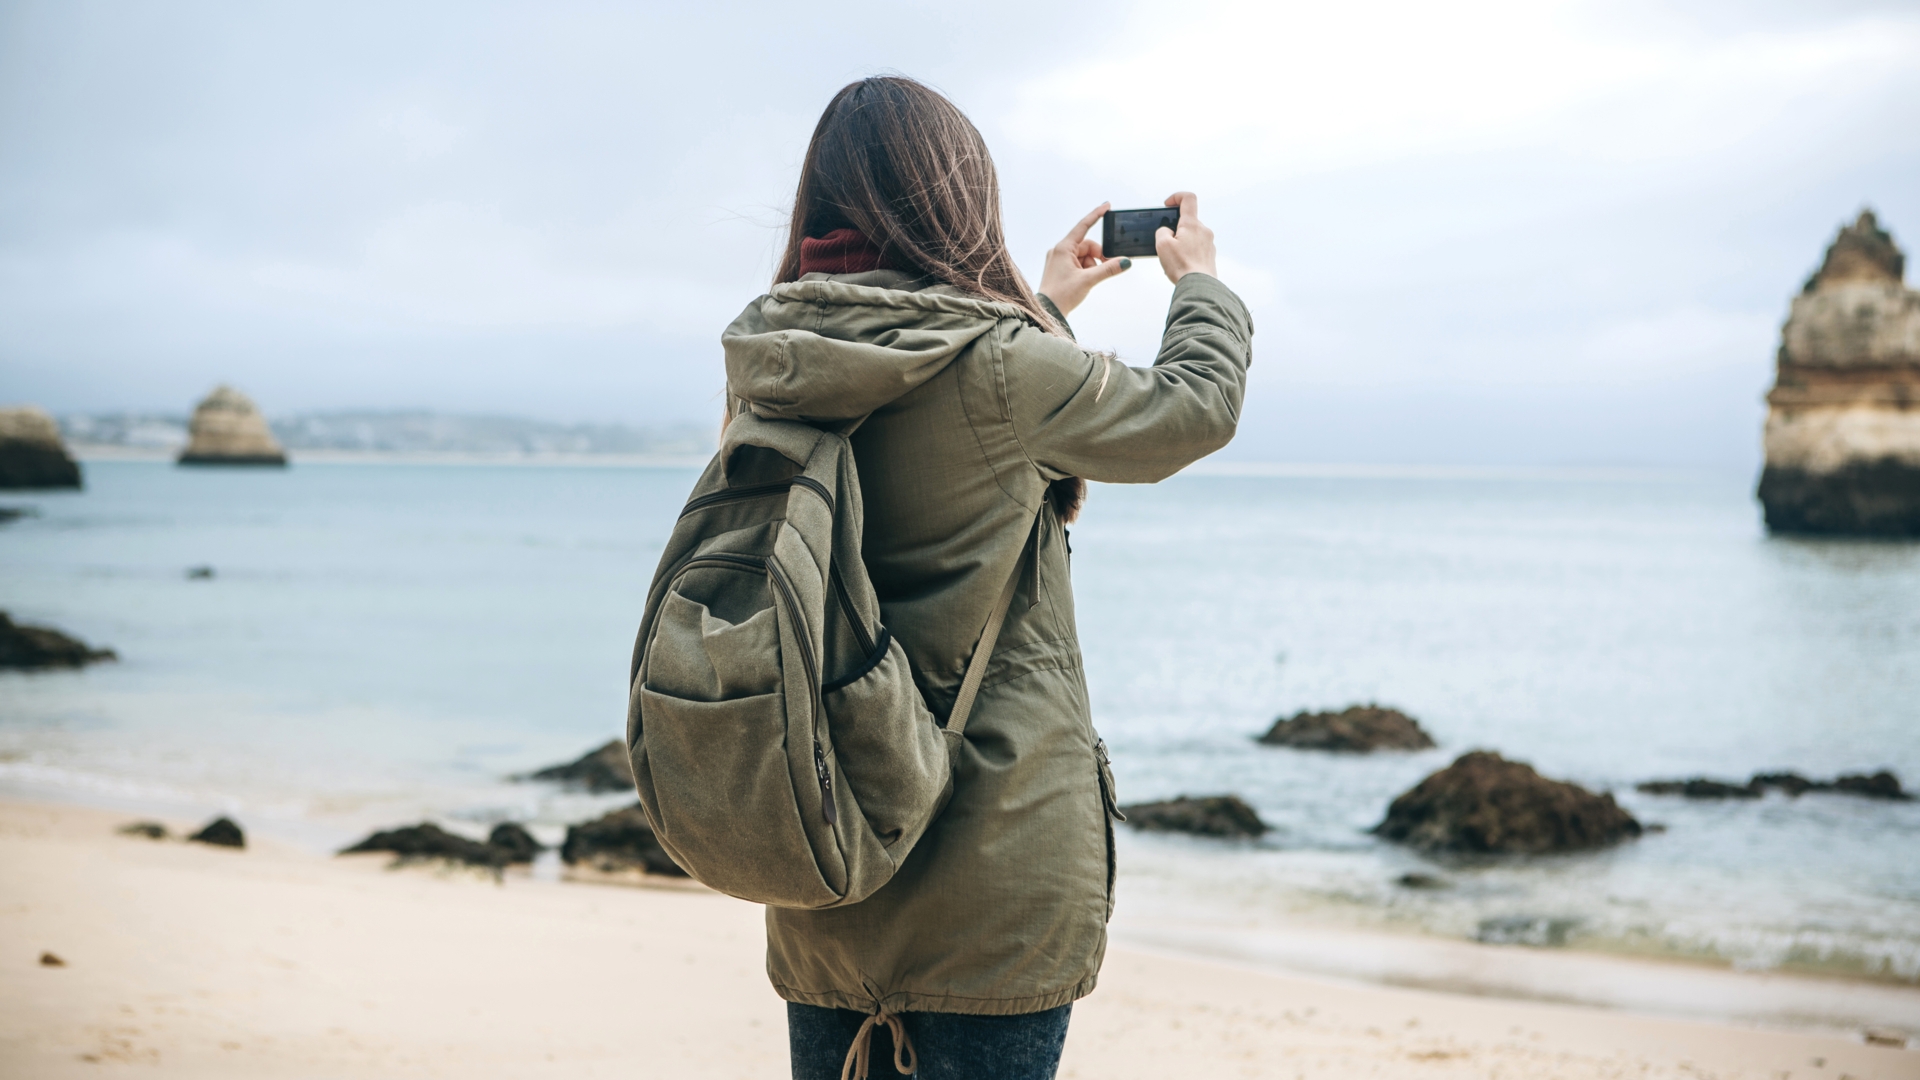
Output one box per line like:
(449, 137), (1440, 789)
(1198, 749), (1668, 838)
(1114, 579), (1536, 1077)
(1119, 794), (1269, 838)
(0, 406), (82, 489)
(177, 385), (287, 466)
(560, 803), (686, 877)
(1258, 704), (1436, 752)
(1638, 769), (1911, 801)
(519, 739), (634, 793)
(0, 611), (117, 669)
(1374, 751), (1641, 855)
(1758, 211), (1920, 536)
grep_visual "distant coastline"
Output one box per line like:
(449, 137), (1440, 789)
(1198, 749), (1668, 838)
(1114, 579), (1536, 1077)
(66, 444), (712, 469)
(58, 409), (718, 463)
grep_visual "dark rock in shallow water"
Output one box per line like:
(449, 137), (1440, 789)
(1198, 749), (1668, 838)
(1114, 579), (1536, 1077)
(487, 822), (542, 863)
(1639, 769), (1912, 801)
(1750, 772), (1817, 796)
(189, 817), (245, 848)
(1635, 778), (1761, 799)
(1832, 771), (1912, 801)
(1375, 751), (1641, 855)
(560, 803), (686, 876)
(0, 611), (117, 670)
(340, 822), (507, 868)
(117, 821), (168, 840)
(521, 739), (633, 793)
(1258, 704), (1435, 752)
(1120, 795), (1269, 839)
(1395, 872), (1449, 890)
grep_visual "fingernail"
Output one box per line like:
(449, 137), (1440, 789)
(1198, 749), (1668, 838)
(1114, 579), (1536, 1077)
(1119, 258), (1132, 270)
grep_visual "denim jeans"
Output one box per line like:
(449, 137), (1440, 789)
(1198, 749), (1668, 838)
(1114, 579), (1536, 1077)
(787, 1002), (1072, 1080)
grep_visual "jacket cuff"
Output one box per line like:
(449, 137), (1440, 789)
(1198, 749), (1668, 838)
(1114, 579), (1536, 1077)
(1168, 272), (1254, 347)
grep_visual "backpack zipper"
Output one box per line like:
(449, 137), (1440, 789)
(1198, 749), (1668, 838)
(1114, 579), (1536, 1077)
(677, 476), (835, 519)
(828, 567), (875, 657)
(767, 558), (835, 826)
(671, 552), (767, 578)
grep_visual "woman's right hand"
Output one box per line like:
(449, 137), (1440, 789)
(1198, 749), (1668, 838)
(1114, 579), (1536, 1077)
(1156, 192), (1217, 283)
(1037, 202), (1131, 317)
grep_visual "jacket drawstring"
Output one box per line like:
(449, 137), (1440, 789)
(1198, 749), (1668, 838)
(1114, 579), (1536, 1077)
(840, 1009), (916, 1080)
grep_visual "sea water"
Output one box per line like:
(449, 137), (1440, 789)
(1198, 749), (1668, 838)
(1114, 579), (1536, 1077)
(3, 460), (1917, 1001)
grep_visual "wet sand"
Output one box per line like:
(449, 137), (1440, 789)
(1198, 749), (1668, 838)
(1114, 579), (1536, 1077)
(1, 799), (1912, 1079)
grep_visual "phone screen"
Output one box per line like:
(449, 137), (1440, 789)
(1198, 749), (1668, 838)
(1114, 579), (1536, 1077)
(1102, 206), (1179, 258)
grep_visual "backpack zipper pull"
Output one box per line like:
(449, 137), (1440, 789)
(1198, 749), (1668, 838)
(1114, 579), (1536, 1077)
(814, 745), (838, 825)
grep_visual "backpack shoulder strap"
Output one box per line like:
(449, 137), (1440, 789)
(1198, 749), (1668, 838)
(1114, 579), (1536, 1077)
(945, 511), (1041, 738)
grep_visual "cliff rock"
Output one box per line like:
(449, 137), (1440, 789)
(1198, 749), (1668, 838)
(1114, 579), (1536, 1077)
(178, 385), (287, 466)
(1120, 794), (1268, 838)
(0, 406), (82, 489)
(1258, 704), (1435, 752)
(1374, 751), (1641, 855)
(1759, 211), (1920, 536)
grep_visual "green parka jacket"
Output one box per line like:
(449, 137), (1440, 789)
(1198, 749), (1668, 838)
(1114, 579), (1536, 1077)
(721, 268), (1253, 1016)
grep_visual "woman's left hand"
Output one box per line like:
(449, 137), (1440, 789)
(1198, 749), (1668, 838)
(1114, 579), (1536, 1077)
(1037, 202), (1131, 316)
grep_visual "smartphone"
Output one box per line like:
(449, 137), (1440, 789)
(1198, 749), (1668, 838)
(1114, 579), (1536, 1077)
(1102, 206), (1179, 258)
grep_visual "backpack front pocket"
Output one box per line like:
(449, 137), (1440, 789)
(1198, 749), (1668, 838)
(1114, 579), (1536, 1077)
(645, 566), (782, 702)
(635, 686), (839, 908)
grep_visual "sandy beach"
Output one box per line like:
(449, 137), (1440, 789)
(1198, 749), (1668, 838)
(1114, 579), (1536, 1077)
(2, 799), (1912, 1079)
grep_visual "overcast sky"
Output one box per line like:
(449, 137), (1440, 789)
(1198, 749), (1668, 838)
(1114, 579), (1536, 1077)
(3, 0), (1916, 467)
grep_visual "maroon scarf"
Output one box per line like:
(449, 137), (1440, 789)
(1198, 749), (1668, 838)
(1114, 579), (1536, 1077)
(798, 228), (898, 276)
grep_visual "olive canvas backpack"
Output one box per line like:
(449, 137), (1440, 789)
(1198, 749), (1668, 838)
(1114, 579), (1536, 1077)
(624, 411), (1028, 909)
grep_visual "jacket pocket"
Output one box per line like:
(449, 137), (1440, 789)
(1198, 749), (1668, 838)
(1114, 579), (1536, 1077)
(1093, 735), (1124, 921)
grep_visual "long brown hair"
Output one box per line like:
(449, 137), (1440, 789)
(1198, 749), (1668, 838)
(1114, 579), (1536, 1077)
(776, 76), (1058, 334)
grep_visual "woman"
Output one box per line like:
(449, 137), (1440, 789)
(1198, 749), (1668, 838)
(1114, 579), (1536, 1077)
(721, 76), (1253, 1080)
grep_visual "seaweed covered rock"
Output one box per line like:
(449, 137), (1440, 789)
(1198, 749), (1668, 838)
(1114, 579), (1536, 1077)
(560, 802), (686, 876)
(1831, 771), (1911, 800)
(1259, 704), (1435, 752)
(339, 822), (506, 868)
(0, 611), (117, 670)
(1375, 751), (1640, 855)
(487, 822), (543, 863)
(1635, 778), (1762, 799)
(1636, 769), (1912, 801)
(1120, 795), (1268, 839)
(1750, 771), (1816, 796)
(520, 739), (633, 793)
(188, 817), (245, 848)
(0, 406), (81, 489)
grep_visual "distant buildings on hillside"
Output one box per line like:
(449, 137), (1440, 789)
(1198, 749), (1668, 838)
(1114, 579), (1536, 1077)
(59, 409), (715, 460)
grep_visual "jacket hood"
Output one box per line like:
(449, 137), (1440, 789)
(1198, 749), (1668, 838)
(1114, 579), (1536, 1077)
(723, 271), (1036, 422)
